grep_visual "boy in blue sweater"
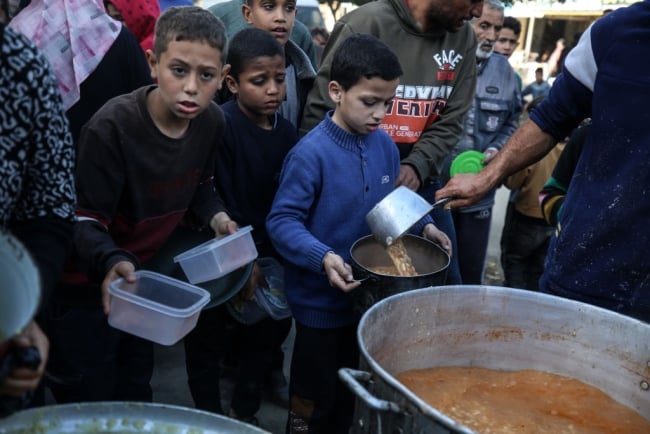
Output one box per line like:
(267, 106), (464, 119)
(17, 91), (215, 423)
(267, 33), (451, 434)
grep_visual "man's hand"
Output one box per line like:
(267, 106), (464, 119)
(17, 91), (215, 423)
(436, 172), (493, 210)
(101, 261), (136, 315)
(396, 165), (421, 191)
(322, 252), (361, 292)
(0, 321), (49, 398)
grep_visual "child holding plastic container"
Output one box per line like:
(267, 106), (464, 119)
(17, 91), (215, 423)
(43, 7), (237, 404)
(266, 34), (451, 433)
(184, 27), (299, 422)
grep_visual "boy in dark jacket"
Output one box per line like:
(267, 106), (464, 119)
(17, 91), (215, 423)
(186, 28), (299, 422)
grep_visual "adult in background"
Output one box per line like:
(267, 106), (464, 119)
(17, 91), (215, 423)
(104, 0), (160, 54)
(0, 22), (76, 410)
(301, 0), (485, 285)
(437, 1), (650, 322)
(441, 0), (521, 284)
(9, 0), (152, 143)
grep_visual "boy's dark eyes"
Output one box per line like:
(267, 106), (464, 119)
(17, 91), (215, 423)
(172, 67), (186, 75)
(261, 2), (296, 12)
(361, 98), (394, 107)
(251, 77), (285, 86)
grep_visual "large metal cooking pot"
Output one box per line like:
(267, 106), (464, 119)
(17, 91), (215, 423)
(349, 234), (448, 315)
(339, 285), (650, 433)
(0, 402), (270, 433)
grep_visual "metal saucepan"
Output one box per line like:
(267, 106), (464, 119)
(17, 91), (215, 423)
(366, 186), (452, 246)
(349, 234), (449, 315)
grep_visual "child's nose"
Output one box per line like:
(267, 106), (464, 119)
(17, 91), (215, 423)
(184, 74), (199, 94)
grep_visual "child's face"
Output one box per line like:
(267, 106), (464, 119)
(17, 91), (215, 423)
(329, 76), (399, 136)
(226, 54), (286, 129)
(243, 0), (297, 47)
(147, 40), (227, 124)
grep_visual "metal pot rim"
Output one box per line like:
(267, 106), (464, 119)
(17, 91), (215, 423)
(350, 234), (450, 277)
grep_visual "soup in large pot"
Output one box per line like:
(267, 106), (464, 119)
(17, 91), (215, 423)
(339, 285), (650, 434)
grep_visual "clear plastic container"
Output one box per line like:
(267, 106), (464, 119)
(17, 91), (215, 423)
(108, 270), (210, 345)
(173, 226), (258, 284)
(226, 257), (291, 324)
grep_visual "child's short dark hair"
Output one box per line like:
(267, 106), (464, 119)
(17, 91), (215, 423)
(226, 28), (284, 80)
(330, 33), (402, 90)
(502, 16), (522, 37)
(154, 6), (227, 62)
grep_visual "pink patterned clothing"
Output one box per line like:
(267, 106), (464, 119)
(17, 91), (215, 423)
(10, 0), (121, 109)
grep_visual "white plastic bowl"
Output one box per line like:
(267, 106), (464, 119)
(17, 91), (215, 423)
(108, 270), (209, 345)
(173, 226), (258, 284)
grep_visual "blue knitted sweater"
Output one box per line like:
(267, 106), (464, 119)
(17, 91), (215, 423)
(267, 113), (402, 328)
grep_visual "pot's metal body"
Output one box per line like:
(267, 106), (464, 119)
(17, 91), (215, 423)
(340, 285), (650, 433)
(349, 235), (448, 315)
(0, 402), (271, 433)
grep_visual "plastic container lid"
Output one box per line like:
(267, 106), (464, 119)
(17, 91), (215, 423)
(450, 150), (485, 177)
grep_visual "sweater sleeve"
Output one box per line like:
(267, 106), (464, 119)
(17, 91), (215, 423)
(266, 150), (332, 274)
(74, 118), (138, 280)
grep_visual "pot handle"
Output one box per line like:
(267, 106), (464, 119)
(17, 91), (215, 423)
(338, 368), (401, 413)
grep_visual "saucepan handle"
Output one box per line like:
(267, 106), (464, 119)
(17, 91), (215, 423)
(338, 368), (401, 413)
(430, 196), (453, 210)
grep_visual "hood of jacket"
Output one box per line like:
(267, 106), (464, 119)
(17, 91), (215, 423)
(388, 0), (449, 38)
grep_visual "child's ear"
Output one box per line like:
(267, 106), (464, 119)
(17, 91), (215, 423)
(219, 64), (232, 90)
(328, 80), (343, 104)
(145, 49), (158, 81)
(225, 75), (239, 95)
(242, 3), (253, 25)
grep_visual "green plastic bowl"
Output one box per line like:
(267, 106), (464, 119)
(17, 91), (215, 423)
(450, 150), (485, 177)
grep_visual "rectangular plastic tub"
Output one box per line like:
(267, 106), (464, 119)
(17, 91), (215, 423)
(173, 225), (258, 284)
(108, 270), (210, 345)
